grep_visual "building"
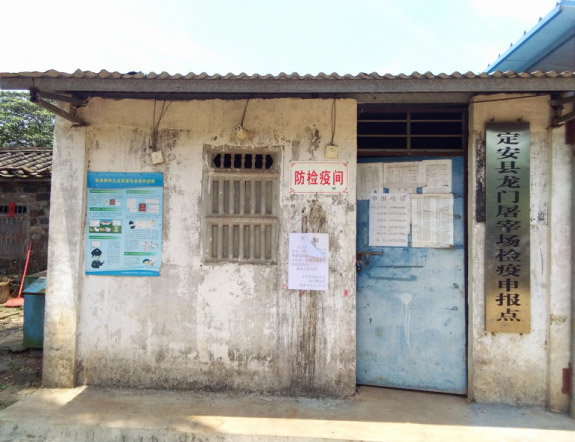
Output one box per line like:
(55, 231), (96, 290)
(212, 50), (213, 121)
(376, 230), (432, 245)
(487, 0), (575, 73)
(0, 69), (573, 415)
(0, 148), (52, 276)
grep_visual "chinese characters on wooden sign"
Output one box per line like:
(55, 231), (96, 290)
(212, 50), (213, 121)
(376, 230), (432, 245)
(485, 123), (530, 333)
(290, 161), (348, 194)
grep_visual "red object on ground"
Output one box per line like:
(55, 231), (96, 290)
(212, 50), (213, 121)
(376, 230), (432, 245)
(5, 241), (32, 308)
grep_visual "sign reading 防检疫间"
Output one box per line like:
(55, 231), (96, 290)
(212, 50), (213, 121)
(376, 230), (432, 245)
(289, 161), (348, 194)
(485, 123), (530, 333)
(85, 172), (163, 276)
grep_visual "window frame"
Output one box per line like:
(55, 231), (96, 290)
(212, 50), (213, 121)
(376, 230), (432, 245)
(201, 146), (281, 264)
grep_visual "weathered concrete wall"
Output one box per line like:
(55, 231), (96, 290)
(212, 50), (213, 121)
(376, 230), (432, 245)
(43, 118), (87, 387)
(468, 94), (573, 411)
(45, 98), (357, 396)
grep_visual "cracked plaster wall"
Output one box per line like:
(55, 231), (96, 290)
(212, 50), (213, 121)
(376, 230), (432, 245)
(45, 98), (357, 396)
(468, 94), (573, 412)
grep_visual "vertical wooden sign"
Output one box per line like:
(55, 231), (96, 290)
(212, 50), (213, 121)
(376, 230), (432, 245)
(485, 123), (530, 333)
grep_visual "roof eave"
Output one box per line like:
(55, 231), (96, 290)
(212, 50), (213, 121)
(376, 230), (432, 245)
(2, 74), (575, 99)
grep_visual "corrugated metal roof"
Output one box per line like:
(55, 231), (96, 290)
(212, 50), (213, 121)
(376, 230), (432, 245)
(0, 149), (52, 179)
(2, 69), (575, 100)
(2, 69), (575, 80)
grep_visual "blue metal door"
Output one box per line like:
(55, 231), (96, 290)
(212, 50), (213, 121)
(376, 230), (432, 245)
(356, 156), (466, 394)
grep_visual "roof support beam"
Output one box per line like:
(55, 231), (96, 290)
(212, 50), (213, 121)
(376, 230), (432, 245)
(29, 89), (86, 126)
(33, 88), (87, 106)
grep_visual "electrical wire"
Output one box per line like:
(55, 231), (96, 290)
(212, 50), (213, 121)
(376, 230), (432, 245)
(471, 94), (549, 104)
(240, 99), (249, 127)
(150, 99), (173, 149)
(330, 99), (336, 145)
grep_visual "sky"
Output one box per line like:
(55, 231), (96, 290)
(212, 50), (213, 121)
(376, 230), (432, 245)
(0, 0), (560, 76)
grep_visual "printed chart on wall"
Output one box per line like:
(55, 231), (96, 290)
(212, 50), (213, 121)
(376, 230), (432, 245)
(85, 172), (163, 276)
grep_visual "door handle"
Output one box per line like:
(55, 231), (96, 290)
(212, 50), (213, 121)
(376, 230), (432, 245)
(356, 251), (383, 268)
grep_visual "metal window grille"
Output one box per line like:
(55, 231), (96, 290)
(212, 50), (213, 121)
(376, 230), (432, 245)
(0, 205), (30, 259)
(357, 107), (466, 155)
(204, 150), (279, 263)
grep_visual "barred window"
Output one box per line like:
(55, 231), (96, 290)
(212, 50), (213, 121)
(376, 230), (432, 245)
(357, 106), (466, 155)
(203, 148), (280, 263)
(0, 204), (30, 259)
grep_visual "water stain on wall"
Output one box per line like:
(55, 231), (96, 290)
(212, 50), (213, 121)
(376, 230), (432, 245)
(289, 201), (327, 392)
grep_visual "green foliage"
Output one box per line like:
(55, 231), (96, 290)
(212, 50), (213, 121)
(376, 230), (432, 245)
(0, 92), (54, 148)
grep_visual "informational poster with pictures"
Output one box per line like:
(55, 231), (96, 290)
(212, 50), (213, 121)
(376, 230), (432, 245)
(85, 172), (163, 276)
(288, 233), (329, 291)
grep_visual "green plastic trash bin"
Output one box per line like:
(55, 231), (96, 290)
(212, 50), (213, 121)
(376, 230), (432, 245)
(23, 276), (46, 349)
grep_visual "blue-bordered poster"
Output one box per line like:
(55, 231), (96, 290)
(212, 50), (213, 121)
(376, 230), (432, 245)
(85, 172), (163, 276)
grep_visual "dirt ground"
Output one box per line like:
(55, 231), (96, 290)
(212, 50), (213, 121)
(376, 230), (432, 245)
(0, 306), (42, 410)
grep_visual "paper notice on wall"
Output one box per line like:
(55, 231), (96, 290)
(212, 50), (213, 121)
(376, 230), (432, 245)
(411, 194), (453, 248)
(422, 159), (452, 193)
(383, 162), (422, 193)
(369, 193), (410, 247)
(357, 163), (384, 200)
(288, 233), (329, 291)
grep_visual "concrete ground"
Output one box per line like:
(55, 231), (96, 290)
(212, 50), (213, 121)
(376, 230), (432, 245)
(0, 386), (574, 442)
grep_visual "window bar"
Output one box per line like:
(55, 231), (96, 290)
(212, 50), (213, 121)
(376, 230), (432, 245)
(232, 225), (239, 258)
(228, 224), (234, 259)
(260, 223), (266, 260)
(240, 180), (246, 215)
(217, 223), (223, 259)
(210, 179), (217, 214)
(407, 112), (412, 150)
(267, 180), (273, 214)
(250, 180), (256, 215)
(211, 224), (218, 259)
(218, 179), (224, 215)
(265, 225), (272, 260)
(249, 224), (255, 260)
(261, 180), (267, 215)
(239, 222), (245, 259)
(229, 180), (235, 215)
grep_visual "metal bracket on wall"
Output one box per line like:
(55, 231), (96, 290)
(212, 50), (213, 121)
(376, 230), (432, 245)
(551, 93), (575, 126)
(29, 88), (86, 126)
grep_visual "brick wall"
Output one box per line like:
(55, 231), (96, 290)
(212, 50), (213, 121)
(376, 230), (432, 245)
(0, 180), (51, 277)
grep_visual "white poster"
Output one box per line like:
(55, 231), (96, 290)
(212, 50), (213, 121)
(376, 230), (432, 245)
(411, 194), (454, 248)
(383, 162), (423, 193)
(357, 163), (384, 200)
(422, 159), (452, 194)
(288, 233), (329, 291)
(369, 193), (410, 247)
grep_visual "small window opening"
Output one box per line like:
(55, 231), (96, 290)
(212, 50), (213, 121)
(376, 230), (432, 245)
(212, 153), (274, 170)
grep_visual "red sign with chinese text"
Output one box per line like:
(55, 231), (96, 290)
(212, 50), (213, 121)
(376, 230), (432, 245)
(289, 161), (348, 194)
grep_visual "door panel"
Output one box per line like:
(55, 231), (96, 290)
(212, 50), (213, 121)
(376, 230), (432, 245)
(356, 156), (466, 394)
